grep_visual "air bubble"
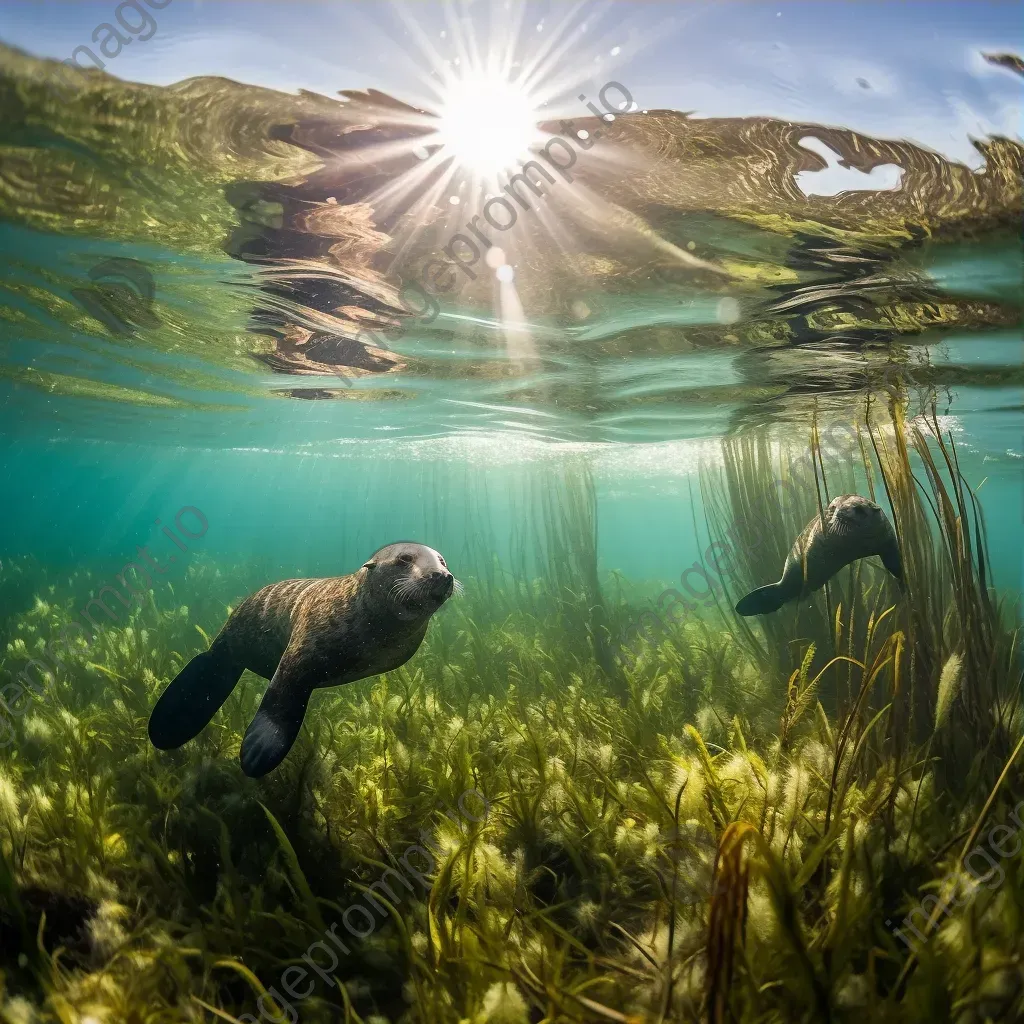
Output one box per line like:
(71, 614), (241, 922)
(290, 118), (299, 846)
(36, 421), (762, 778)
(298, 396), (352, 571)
(716, 298), (741, 325)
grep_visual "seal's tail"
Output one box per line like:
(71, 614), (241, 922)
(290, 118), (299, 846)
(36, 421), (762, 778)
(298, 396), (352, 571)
(148, 644), (244, 750)
(735, 584), (787, 617)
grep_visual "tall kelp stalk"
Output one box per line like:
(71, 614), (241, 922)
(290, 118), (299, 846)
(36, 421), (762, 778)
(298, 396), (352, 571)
(425, 467), (503, 608)
(699, 408), (890, 714)
(527, 460), (624, 695)
(865, 399), (1020, 785)
(689, 394), (1023, 1021)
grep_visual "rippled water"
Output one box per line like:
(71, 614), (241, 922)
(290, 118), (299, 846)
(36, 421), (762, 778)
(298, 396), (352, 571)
(1, 22), (1021, 450)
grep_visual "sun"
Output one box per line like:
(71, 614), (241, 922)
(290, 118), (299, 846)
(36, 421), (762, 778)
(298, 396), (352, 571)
(436, 72), (542, 178)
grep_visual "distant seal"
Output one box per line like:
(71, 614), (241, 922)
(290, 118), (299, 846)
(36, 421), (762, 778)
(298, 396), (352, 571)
(735, 494), (902, 616)
(148, 542), (456, 777)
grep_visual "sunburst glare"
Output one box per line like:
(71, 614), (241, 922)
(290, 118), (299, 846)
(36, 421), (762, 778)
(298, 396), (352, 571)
(318, 0), (685, 365)
(437, 71), (542, 177)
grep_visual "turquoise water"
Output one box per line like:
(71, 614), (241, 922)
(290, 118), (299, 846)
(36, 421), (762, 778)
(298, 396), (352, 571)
(1, 413), (1021, 592)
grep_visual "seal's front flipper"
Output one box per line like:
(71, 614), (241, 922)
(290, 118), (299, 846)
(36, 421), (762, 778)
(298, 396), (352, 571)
(880, 541), (904, 582)
(240, 672), (314, 778)
(149, 644), (243, 750)
(241, 630), (327, 778)
(735, 583), (787, 617)
(880, 541), (905, 592)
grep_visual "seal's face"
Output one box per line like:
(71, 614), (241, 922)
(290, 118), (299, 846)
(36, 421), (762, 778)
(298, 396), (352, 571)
(826, 495), (887, 538)
(363, 542), (457, 621)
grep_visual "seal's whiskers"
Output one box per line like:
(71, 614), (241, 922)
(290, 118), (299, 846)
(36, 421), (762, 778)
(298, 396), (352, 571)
(391, 576), (434, 603)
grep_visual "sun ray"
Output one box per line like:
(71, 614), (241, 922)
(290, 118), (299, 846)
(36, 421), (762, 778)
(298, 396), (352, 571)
(518, 0), (600, 96)
(291, 0), (719, 365)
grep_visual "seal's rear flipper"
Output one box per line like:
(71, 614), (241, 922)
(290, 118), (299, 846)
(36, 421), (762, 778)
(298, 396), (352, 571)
(240, 674), (313, 778)
(149, 645), (244, 750)
(735, 584), (787, 617)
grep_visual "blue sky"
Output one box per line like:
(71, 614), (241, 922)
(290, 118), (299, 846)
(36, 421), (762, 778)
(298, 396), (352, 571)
(2, 0), (1021, 168)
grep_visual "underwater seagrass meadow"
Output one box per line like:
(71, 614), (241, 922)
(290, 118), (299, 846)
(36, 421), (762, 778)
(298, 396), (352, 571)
(0, 2), (1023, 1022)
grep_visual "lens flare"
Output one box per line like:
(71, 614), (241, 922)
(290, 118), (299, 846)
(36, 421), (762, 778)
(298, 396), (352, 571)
(437, 72), (541, 177)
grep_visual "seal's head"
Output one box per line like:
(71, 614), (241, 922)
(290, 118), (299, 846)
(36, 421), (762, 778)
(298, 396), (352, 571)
(362, 542), (457, 621)
(825, 494), (889, 539)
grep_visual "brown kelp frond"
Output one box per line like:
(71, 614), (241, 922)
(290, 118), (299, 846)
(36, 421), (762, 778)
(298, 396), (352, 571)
(706, 822), (754, 1023)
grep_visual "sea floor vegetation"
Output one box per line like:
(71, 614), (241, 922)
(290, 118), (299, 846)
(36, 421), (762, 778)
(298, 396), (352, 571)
(0, 399), (1021, 1024)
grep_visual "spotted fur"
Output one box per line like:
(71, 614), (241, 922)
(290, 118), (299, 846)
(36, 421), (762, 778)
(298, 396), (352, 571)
(148, 542), (455, 775)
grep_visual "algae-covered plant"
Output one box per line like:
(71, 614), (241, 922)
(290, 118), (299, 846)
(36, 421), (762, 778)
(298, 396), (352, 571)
(0, 395), (1019, 1024)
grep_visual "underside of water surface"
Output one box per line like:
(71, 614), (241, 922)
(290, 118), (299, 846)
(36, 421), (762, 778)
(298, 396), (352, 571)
(0, 5), (1022, 1023)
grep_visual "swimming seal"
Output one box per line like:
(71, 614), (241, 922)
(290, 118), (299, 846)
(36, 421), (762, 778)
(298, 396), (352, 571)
(735, 494), (902, 616)
(148, 542), (456, 777)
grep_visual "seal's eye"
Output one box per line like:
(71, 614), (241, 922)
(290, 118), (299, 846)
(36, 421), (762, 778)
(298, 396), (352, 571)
(397, 553), (414, 564)
(438, 556), (446, 568)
